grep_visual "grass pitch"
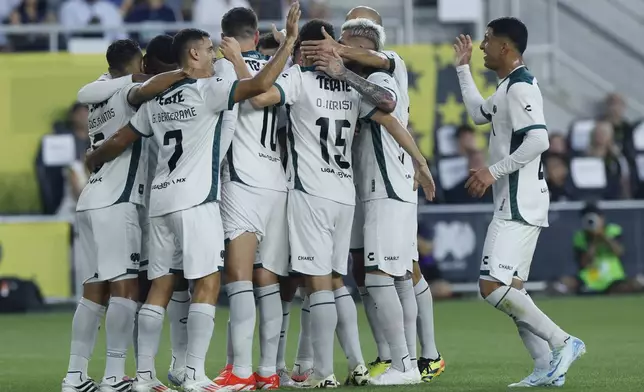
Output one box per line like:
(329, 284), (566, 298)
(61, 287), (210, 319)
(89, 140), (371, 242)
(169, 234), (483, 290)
(1, 295), (642, 391)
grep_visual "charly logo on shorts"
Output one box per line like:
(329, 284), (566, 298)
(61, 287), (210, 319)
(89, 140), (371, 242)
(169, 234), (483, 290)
(432, 221), (476, 271)
(130, 253), (141, 263)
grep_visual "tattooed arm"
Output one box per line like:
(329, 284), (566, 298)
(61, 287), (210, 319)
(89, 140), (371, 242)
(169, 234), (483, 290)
(313, 48), (396, 113)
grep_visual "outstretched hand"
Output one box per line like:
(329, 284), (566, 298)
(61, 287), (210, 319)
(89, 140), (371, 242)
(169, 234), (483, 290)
(271, 23), (285, 44)
(284, 1), (301, 41)
(300, 27), (339, 60)
(312, 48), (347, 80)
(453, 34), (473, 67)
(414, 162), (436, 201)
(465, 167), (495, 198)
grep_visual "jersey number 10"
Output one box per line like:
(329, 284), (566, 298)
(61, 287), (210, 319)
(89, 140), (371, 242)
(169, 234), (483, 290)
(316, 117), (351, 170)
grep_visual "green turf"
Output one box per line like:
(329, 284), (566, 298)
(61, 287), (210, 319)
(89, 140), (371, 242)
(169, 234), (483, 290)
(1, 295), (643, 391)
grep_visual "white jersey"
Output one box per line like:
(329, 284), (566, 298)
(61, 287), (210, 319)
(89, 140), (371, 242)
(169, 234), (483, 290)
(383, 50), (410, 125)
(76, 82), (147, 211)
(354, 71), (416, 203)
(217, 51), (287, 191)
(481, 66), (549, 227)
(129, 76), (237, 217)
(276, 65), (375, 205)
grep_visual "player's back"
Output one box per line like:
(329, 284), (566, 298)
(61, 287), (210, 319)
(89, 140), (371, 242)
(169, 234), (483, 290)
(354, 71), (416, 204)
(76, 83), (146, 211)
(131, 76), (237, 217)
(217, 51), (286, 191)
(282, 66), (371, 205)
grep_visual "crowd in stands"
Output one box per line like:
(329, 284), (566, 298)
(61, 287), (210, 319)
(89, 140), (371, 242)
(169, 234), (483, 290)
(0, 0), (328, 51)
(428, 92), (644, 204)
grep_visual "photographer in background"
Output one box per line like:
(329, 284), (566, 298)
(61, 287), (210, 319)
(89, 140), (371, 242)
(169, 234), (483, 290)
(555, 202), (643, 295)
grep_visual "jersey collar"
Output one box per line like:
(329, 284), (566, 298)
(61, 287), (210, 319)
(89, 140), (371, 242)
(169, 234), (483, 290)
(242, 50), (265, 59)
(497, 65), (527, 88)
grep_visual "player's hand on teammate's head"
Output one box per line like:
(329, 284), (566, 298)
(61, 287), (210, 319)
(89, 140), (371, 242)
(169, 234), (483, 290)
(285, 1), (301, 41)
(465, 167), (495, 198)
(453, 34), (473, 67)
(413, 162), (436, 201)
(300, 27), (339, 60)
(313, 48), (347, 79)
(219, 37), (242, 62)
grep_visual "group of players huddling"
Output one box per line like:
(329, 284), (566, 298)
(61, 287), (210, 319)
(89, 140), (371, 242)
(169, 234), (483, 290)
(61, 2), (586, 392)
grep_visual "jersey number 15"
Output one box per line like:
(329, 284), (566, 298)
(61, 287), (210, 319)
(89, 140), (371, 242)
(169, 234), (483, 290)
(316, 117), (351, 169)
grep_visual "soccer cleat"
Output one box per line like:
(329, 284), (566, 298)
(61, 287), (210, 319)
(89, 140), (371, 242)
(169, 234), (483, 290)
(545, 336), (586, 383)
(254, 372), (279, 390)
(132, 377), (178, 392)
(167, 368), (185, 388)
(62, 378), (99, 392)
(99, 377), (133, 392)
(213, 371), (256, 391)
(291, 363), (314, 383)
(214, 364), (233, 384)
(277, 368), (296, 388)
(418, 355), (446, 382)
(298, 374), (339, 388)
(369, 367), (422, 386)
(367, 357), (391, 378)
(508, 371), (566, 387)
(182, 378), (220, 392)
(344, 364), (370, 386)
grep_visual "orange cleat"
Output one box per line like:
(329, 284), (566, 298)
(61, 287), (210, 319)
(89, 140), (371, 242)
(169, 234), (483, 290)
(253, 373), (279, 390)
(213, 364), (233, 384)
(213, 371), (256, 391)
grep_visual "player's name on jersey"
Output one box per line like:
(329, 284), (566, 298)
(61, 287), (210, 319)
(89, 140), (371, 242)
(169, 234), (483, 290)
(88, 105), (116, 130)
(150, 107), (197, 124)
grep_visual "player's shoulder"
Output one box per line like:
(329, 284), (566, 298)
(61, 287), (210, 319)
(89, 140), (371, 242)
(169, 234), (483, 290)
(505, 67), (539, 93)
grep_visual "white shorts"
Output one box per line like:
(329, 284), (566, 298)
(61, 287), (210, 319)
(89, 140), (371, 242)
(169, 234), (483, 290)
(364, 198), (416, 277)
(139, 206), (149, 271)
(221, 182), (289, 276)
(148, 202), (225, 280)
(288, 190), (354, 276)
(480, 217), (541, 285)
(76, 203), (141, 284)
(349, 194), (364, 252)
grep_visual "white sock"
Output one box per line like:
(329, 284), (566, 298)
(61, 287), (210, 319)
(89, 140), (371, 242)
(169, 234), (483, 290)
(103, 297), (137, 382)
(334, 286), (364, 369)
(185, 303), (216, 381)
(359, 286), (391, 361)
(226, 318), (234, 366)
(395, 279), (418, 369)
(167, 290), (190, 371)
(485, 286), (569, 348)
(136, 304), (165, 380)
(517, 289), (552, 369)
(309, 290), (337, 379)
(295, 296), (313, 370)
(415, 277), (439, 360)
(65, 298), (105, 386)
(132, 302), (142, 369)
(366, 274), (411, 373)
(226, 281), (255, 379)
(255, 284), (282, 377)
(277, 300), (292, 370)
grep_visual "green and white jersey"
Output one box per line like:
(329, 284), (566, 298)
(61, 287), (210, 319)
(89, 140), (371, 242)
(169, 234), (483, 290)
(76, 81), (146, 211)
(129, 76), (237, 217)
(216, 51), (287, 192)
(354, 71), (416, 203)
(382, 50), (410, 123)
(483, 66), (549, 227)
(276, 65), (375, 205)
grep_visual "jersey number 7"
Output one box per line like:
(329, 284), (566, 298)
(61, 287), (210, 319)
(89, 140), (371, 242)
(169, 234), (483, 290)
(316, 117), (351, 170)
(164, 129), (183, 173)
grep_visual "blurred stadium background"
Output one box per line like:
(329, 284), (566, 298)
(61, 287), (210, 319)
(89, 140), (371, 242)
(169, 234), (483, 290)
(1, 1), (643, 391)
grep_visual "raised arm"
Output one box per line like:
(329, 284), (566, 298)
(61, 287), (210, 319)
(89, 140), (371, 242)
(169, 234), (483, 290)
(370, 110), (435, 200)
(127, 69), (189, 106)
(78, 75), (132, 104)
(454, 35), (490, 125)
(222, 52), (282, 109)
(314, 49), (396, 113)
(85, 125), (141, 172)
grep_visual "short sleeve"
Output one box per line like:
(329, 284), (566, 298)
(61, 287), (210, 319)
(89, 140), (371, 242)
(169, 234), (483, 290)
(128, 105), (152, 138)
(203, 76), (238, 112)
(274, 65), (303, 106)
(214, 58), (237, 80)
(479, 97), (494, 122)
(507, 83), (547, 134)
(367, 72), (398, 104)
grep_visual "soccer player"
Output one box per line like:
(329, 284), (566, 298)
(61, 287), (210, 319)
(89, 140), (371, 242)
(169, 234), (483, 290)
(209, 7), (291, 390)
(257, 32), (280, 57)
(74, 35), (193, 388)
(238, 18), (434, 387)
(300, 6), (445, 383)
(453, 18), (586, 387)
(85, 11), (300, 392)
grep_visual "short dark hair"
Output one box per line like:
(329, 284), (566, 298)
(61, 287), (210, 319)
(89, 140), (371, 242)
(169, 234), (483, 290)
(221, 7), (258, 39)
(296, 19), (335, 54)
(257, 32), (280, 51)
(455, 124), (475, 139)
(172, 28), (210, 65)
(106, 39), (141, 72)
(487, 17), (528, 54)
(580, 201), (602, 217)
(146, 34), (176, 65)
